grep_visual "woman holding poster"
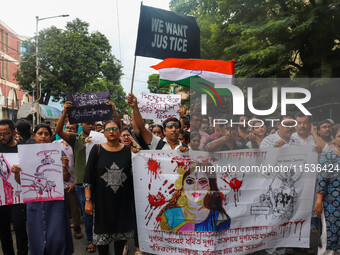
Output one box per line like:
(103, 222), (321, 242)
(314, 125), (340, 254)
(158, 163), (231, 232)
(83, 120), (136, 255)
(12, 124), (73, 255)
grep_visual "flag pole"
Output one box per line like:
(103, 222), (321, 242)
(130, 55), (137, 93)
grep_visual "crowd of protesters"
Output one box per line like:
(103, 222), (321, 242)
(0, 92), (339, 255)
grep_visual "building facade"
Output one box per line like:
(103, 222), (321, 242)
(0, 19), (31, 120)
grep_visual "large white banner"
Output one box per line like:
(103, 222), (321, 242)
(137, 92), (181, 120)
(132, 146), (317, 254)
(0, 153), (21, 205)
(18, 143), (64, 203)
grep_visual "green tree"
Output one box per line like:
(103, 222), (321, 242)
(169, 0), (340, 115)
(16, 18), (124, 105)
(169, 0), (340, 78)
(147, 74), (171, 94)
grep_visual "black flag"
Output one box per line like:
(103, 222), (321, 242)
(135, 5), (200, 59)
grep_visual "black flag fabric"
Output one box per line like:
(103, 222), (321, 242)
(135, 5), (200, 59)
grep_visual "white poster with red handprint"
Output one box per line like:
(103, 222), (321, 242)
(18, 143), (64, 203)
(132, 146), (317, 255)
(0, 153), (21, 205)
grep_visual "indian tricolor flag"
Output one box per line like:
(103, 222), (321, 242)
(151, 58), (234, 96)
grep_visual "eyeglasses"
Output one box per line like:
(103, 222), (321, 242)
(165, 123), (180, 129)
(85, 122), (95, 126)
(121, 134), (131, 137)
(0, 132), (10, 137)
(105, 127), (119, 132)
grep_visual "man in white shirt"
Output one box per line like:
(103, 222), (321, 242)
(260, 114), (298, 149)
(291, 113), (315, 146)
(128, 93), (188, 151)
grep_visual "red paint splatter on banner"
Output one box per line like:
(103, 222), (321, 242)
(148, 192), (166, 207)
(171, 156), (190, 171)
(168, 184), (174, 189)
(147, 156), (161, 179)
(223, 177), (243, 207)
(294, 219), (306, 240)
(163, 180), (168, 186)
(279, 222), (293, 237)
(169, 188), (176, 194)
(156, 217), (162, 222)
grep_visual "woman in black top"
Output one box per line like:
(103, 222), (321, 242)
(84, 120), (135, 255)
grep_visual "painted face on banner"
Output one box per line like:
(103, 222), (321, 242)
(183, 171), (210, 203)
(0, 154), (10, 181)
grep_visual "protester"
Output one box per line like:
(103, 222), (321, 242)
(96, 122), (103, 133)
(128, 93), (188, 151)
(56, 99), (120, 253)
(183, 120), (190, 131)
(83, 120), (137, 255)
(258, 114), (298, 254)
(236, 115), (249, 146)
(56, 102), (96, 253)
(316, 119), (334, 153)
(0, 119), (28, 255)
(205, 123), (247, 152)
(260, 114), (298, 149)
(246, 119), (267, 148)
(15, 119), (32, 144)
(54, 121), (83, 239)
(190, 131), (201, 151)
(120, 127), (141, 149)
(179, 129), (190, 145)
(151, 124), (164, 138)
(12, 123), (73, 255)
(200, 121), (210, 135)
(189, 112), (209, 149)
(314, 125), (340, 254)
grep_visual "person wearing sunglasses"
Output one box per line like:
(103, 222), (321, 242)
(128, 93), (188, 152)
(83, 120), (137, 255)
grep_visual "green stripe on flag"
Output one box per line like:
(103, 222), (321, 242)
(160, 76), (231, 97)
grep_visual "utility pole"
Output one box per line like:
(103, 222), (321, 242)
(35, 14), (69, 124)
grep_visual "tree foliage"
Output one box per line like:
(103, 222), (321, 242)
(169, 0), (340, 78)
(147, 74), (171, 94)
(16, 18), (124, 105)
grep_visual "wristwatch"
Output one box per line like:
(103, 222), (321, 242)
(85, 197), (91, 202)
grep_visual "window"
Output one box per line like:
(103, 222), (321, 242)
(0, 59), (4, 78)
(6, 61), (8, 79)
(1, 30), (4, 51)
(5, 33), (8, 53)
(17, 41), (20, 60)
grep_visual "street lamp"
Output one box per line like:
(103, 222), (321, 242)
(35, 14), (69, 124)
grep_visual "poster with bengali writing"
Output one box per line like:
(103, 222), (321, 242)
(137, 92), (181, 120)
(132, 146), (317, 254)
(66, 91), (113, 124)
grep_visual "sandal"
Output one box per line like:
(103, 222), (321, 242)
(86, 243), (96, 253)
